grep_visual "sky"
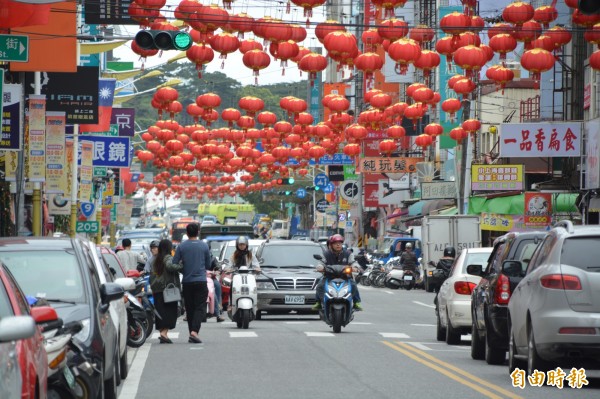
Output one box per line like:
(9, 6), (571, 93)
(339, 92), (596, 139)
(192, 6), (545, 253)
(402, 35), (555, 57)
(113, 0), (328, 86)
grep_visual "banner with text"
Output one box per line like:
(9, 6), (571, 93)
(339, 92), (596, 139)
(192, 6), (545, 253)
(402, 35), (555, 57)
(471, 164), (524, 191)
(1, 84), (23, 150)
(78, 136), (131, 168)
(28, 95), (46, 182)
(79, 141), (93, 201)
(524, 192), (552, 227)
(500, 122), (582, 158)
(45, 112), (66, 193)
(357, 157), (423, 174)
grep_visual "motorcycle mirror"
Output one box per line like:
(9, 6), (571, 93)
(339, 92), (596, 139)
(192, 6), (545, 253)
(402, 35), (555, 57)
(313, 254), (323, 261)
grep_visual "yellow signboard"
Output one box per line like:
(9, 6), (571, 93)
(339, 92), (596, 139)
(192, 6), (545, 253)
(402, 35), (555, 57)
(471, 164), (524, 191)
(357, 157), (423, 174)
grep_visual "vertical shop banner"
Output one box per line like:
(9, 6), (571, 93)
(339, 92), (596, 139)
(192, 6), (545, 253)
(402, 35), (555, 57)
(585, 118), (600, 189)
(79, 78), (116, 133)
(79, 141), (94, 201)
(3, 150), (17, 181)
(28, 95), (46, 182)
(45, 112), (66, 193)
(1, 84), (23, 150)
(64, 137), (74, 199)
(524, 192), (552, 227)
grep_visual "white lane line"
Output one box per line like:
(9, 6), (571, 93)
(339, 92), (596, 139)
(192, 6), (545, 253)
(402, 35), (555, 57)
(411, 323), (435, 327)
(413, 300), (436, 309)
(384, 290), (394, 295)
(286, 322), (308, 324)
(229, 331), (258, 338)
(150, 332), (180, 340)
(379, 333), (410, 339)
(305, 332), (335, 337)
(352, 322), (372, 325)
(118, 345), (151, 399)
(406, 342), (432, 351)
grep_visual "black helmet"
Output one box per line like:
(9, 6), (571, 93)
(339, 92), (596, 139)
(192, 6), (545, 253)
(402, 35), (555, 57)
(443, 246), (456, 258)
(150, 240), (160, 248)
(236, 236), (249, 250)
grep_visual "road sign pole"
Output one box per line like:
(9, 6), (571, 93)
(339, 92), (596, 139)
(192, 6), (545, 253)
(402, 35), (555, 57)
(70, 125), (79, 238)
(32, 72), (42, 236)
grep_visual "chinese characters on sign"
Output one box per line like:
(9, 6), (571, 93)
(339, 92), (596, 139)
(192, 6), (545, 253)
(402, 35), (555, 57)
(28, 95), (46, 182)
(471, 164), (524, 191)
(78, 136), (131, 168)
(421, 181), (457, 200)
(1, 84), (22, 150)
(110, 108), (135, 137)
(510, 367), (588, 389)
(358, 157), (423, 174)
(45, 112), (66, 194)
(500, 122), (581, 158)
(79, 141), (93, 202)
(524, 192), (552, 227)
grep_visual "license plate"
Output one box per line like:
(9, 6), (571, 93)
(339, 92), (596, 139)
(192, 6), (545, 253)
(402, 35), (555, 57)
(403, 275), (413, 281)
(284, 295), (305, 304)
(63, 366), (76, 389)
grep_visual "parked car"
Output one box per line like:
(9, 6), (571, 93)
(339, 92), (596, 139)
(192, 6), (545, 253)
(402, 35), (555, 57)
(508, 221), (600, 375)
(98, 245), (128, 279)
(467, 231), (545, 365)
(436, 247), (493, 344)
(0, 237), (125, 399)
(0, 261), (58, 399)
(253, 240), (325, 318)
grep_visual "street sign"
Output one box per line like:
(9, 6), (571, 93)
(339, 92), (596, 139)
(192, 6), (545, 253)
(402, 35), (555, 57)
(76, 221), (99, 234)
(80, 202), (96, 218)
(296, 188), (306, 199)
(0, 35), (29, 62)
(314, 173), (329, 188)
(316, 199), (329, 213)
(340, 180), (359, 201)
(323, 182), (335, 194)
(93, 167), (107, 177)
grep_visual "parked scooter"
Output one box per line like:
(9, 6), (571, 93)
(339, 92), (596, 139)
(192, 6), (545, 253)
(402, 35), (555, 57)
(226, 265), (258, 329)
(125, 291), (149, 348)
(314, 255), (355, 333)
(127, 269), (157, 338)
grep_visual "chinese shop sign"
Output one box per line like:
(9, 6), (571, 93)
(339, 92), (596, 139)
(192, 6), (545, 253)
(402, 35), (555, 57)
(500, 122), (581, 158)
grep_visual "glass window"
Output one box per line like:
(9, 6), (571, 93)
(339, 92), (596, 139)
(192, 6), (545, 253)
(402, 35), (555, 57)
(462, 252), (491, 273)
(0, 275), (14, 319)
(561, 237), (600, 270)
(526, 235), (554, 273)
(259, 245), (324, 267)
(0, 250), (86, 303)
(101, 253), (125, 279)
(487, 242), (506, 274)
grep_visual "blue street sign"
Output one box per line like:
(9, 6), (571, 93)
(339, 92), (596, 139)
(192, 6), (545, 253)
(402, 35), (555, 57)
(77, 136), (131, 168)
(80, 202), (96, 218)
(314, 173), (329, 188)
(323, 182), (335, 194)
(296, 188), (306, 199)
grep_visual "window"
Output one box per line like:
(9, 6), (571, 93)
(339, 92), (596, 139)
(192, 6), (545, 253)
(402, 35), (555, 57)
(462, 252), (491, 274)
(487, 242), (506, 274)
(0, 276), (14, 319)
(526, 235), (555, 273)
(259, 245), (324, 267)
(560, 237), (600, 270)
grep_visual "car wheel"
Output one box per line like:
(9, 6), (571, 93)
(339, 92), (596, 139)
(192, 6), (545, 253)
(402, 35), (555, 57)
(436, 310), (446, 341)
(509, 330), (526, 374)
(120, 342), (129, 380)
(527, 326), (548, 375)
(445, 311), (461, 345)
(471, 321), (485, 360)
(485, 327), (506, 365)
(255, 311), (262, 320)
(103, 352), (118, 399)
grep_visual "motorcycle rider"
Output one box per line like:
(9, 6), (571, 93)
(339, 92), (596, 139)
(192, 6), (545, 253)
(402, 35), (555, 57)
(400, 242), (418, 273)
(227, 236), (261, 310)
(312, 234), (363, 311)
(433, 246), (456, 306)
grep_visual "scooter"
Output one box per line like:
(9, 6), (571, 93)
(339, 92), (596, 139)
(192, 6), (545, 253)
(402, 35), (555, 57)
(206, 270), (216, 319)
(125, 291), (149, 348)
(320, 263), (355, 333)
(227, 265), (258, 329)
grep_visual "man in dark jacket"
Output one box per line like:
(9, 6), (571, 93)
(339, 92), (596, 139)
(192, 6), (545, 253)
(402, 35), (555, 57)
(400, 242), (418, 272)
(173, 223), (211, 343)
(312, 234), (362, 311)
(434, 246), (456, 306)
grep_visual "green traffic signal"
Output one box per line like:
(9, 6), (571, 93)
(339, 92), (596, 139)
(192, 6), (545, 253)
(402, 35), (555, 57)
(135, 30), (192, 51)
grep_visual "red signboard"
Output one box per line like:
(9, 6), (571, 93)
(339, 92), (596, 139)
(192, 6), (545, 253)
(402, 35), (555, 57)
(524, 192), (552, 227)
(364, 185), (379, 208)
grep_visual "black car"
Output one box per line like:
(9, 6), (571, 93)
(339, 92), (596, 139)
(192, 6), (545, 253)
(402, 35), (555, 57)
(0, 238), (125, 399)
(254, 240), (325, 318)
(467, 231), (545, 365)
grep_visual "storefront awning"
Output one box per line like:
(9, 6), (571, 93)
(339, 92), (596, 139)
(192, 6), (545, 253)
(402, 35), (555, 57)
(408, 199), (455, 216)
(468, 193), (578, 215)
(386, 208), (408, 220)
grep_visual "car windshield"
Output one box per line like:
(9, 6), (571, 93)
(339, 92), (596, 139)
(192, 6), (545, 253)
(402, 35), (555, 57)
(0, 250), (86, 303)
(259, 245), (323, 268)
(561, 237), (600, 270)
(463, 252), (491, 273)
(223, 243), (260, 261)
(101, 252), (125, 278)
(378, 237), (396, 255)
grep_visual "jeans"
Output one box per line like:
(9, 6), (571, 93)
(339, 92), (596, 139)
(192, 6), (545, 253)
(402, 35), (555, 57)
(182, 281), (208, 334)
(315, 278), (361, 303)
(213, 277), (222, 317)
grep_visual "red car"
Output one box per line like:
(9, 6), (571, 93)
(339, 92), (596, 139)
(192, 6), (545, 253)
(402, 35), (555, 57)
(0, 261), (59, 399)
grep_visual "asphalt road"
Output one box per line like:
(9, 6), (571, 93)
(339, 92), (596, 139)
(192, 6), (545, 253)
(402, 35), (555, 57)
(117, 286), (599, 399)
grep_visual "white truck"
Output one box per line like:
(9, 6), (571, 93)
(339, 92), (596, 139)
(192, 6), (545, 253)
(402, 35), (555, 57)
(421, 215), (481, 292)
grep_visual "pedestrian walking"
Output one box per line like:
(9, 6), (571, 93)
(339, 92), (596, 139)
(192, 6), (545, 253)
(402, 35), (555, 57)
(172, 223), (211, 344)
(149, 239), (182, 344)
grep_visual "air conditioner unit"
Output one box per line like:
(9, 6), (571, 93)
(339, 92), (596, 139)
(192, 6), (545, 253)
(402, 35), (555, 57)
(416, 162), (435, 183)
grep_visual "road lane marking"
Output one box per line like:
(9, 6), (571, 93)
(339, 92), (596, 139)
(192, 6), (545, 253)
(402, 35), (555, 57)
(383, 342), (523, 399)
(406, 342), (431, 351)
(118, 345), (150, 399)
(413, 300), (436, 309)
(379, 333), (410, 338)
(352, 322), (372, 325)
(150, 332), (180, 340)
(305, 332), (335, 337)
(229, 331), (258, 338)
(286, 322), (308, 324)
(384, 290), (394, 294)
(411, 323), (435, 327)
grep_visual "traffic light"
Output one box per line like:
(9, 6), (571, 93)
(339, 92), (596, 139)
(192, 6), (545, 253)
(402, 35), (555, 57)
(277, 190), (292, 196)
(579, 0), (600, 14)
(276, 177), (295, 185)
(305, 185), (320, 191)
(134, 30), (193, 51)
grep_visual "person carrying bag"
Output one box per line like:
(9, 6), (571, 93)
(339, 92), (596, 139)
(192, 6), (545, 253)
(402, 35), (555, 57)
(150, 239), (183, 344)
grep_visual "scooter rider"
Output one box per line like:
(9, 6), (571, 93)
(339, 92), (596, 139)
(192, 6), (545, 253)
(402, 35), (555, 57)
(400, 242), (418, 272)
(312, 234), (363, 311)
(434, 246), (456, 306)
(227, 236), (261, 309)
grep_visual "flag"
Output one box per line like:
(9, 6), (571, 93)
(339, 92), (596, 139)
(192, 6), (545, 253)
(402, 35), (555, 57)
(80, 78), (116, 133)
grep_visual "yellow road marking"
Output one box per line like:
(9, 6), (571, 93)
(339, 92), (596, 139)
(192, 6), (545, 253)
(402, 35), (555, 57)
(382, 341), (524, 399)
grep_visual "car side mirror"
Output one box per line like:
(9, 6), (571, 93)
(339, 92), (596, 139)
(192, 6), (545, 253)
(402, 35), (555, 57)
(466, 264), (483, 277)
(30, 306), (61, 332)
(502, 260), (523, 277)
(0, 316), (36, 342)
(126, 270), (141, 278)
(313, 254), (323, 261)
(100, 282), (125, 308)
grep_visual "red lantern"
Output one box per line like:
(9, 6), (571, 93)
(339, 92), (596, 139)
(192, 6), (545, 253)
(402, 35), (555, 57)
(435, 36), (455, 67)
(369, 93), (393, 110)
(404, 104), (426, 129)
(257, 111), (277, 127)
(486, 65), (514, 94)
(502, 1), (534, 27)
(452, 78), (477, 99)
(324, 31), (358, 58)
(343, 143), (361, 157)
(315, 20), (346, 43)
(488, 22), (514, 40)
(220, 108), (241, 127)
(572, 9), (600, 28)
(414, 50), (440, 84)
(196, 93), (221, 113)
(533, 5), (558, 29)
(453, 45), (487, 78)
(449, 127), (468, 143)
(441, 98), (462, 122)
(386, 125), (406, 140)
(489, 34), (517, 62)
(387, 38), (421, 75)
(424, 123), (443, 138)
(361, 28), (382, 52)
(242, 50), (271, 84)
(345, 124), (368, 141)
(545, 26), (572, 50)
(276, 40), (300, 75)
(239, 96), (265, 116)
(327, 96), (350, 114)
(584, 23), (600, 47)
(590, 50), (600, 71)
(379, 139), (397, 155)
(409, 25), (435, 47)
(439, 11), (470, 45)
(186, 45), (214, 78)
(290, 0), (326, 25)
(520, 48), (555, 83)
(412, 87), (434, 104)
(298, 53), (328, 86)
(228, 13), (254, 38)
(513, 21), (542, 47)
(378, 18), (409, 42)
(462, 119), (481, 135)
(209, 32), (239, 68)
(354, 52), (384, 82)
(415, 134), (433, 149)
(239, 39), (263, 53)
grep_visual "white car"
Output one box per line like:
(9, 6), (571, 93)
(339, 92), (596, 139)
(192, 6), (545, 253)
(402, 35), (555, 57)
(85, 240), (134, 385)
(436, 247), (493, 345)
